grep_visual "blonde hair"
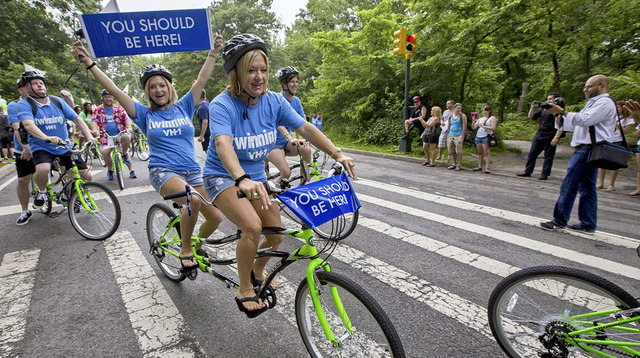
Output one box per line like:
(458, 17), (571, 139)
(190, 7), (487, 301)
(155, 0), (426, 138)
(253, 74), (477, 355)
(227, 49), (269, 98)
(431, 106), (442, 118)
(144, 75), (178, 110)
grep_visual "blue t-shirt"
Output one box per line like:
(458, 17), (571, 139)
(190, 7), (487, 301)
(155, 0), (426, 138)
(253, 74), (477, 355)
(104, 107), (119, 135)
(7, 100), (23, 153)
(132, 91), (200, 171)
(17, 96), (77, 155)
(275, 92), (305, 146)
(312, 117), (323, 131)
(204, 91), (306, 181)
(449, 114), (463, 137)
(197, 100), (210, 138)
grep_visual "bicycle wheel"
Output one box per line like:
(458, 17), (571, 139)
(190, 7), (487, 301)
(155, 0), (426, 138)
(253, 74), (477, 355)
(114, 154), (125, 190)
(68, 182), (121, 240)
(488, 265), (639, 358)
(136, 139), (149, 161)
(312, 210), (359, 241)
(29, 177), (52, 215)
(295, 271), (405, 358)
(146, 203), (186, 282)
(97, 149), (106, 167)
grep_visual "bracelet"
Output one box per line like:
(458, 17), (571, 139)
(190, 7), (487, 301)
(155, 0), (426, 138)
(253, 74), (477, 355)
(554, 136), (560, 139)
(234, 174), (251, 187)
(86, 62), (96, 70)
(330, 147), (342, 159)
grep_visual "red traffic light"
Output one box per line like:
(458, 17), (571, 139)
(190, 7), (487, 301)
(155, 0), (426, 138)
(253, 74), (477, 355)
(406, 35), (415, 42)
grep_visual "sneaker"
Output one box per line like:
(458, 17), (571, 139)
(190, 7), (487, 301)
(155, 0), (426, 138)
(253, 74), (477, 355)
(123, 155), (130, 164)
(568, 223), (596, 235)
(130, 170), (137, 179)
(540, 221), (566, 231)
(34, 191), (48, 208)
(107, 170), (114, 181)
(16, 210), (32, 226)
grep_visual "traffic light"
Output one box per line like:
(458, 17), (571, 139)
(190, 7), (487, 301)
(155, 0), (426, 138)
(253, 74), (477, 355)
(393, 28), (406, 56)
(406, 34), (417, 57)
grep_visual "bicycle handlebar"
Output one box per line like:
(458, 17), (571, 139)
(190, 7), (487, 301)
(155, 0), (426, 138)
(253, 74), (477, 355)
(46, 139), (93, 154)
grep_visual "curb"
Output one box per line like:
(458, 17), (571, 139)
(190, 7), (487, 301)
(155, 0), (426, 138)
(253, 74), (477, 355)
(0, 163), (14, 179)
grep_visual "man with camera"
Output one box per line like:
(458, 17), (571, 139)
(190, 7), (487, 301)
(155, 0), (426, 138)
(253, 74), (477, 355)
(540, 75), (617, 234)
(517, 92), (563, 180)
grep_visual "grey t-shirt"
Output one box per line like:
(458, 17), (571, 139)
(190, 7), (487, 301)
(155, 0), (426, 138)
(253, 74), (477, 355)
(441, 109), (453, 132)
(0, 114), (11, 137)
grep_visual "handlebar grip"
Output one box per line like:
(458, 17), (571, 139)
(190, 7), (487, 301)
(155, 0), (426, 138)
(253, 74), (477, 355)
(163, 191), (187, 200)
(236, 181), (277, 199)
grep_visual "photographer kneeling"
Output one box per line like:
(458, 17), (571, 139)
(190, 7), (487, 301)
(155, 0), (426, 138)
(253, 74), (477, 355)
(516, 92), (564, 180)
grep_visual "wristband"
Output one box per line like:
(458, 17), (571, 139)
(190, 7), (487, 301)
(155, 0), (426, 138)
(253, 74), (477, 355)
(86, 62), (96, 70)
(234, 174), (251, 186)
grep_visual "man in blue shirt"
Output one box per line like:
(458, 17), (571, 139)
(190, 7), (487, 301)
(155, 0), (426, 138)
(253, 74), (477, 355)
(18, 70), (96, 208)
(196, 90), (210, 153)
(540, 75), (617, 234)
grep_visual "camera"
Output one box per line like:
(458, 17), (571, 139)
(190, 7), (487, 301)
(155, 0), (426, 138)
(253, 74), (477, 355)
(534, 97), (565, 110)
(75, 29), (85, 39)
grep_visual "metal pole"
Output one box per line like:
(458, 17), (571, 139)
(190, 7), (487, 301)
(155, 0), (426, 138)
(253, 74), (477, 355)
(398, 57), (411, 153)
(86, 69), (93, 104)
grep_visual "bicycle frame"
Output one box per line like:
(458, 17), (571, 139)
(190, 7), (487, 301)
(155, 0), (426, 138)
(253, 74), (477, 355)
(154, 207), (354, 346)
(562, 309), (640, 357)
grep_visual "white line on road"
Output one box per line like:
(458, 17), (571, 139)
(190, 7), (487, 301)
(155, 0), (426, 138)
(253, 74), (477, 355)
(104, 230), (203, 357)
(0, 249), (41, 357)
(358, 193), (640, 280)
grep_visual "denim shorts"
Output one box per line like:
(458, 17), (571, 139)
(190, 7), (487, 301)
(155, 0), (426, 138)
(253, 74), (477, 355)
(148, 167), (204, 193)
(475, 136), (489, 144)
(203, 175), (236, 202)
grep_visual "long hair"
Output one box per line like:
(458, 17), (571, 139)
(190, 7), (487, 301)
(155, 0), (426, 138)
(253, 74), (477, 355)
(483, 106), (492, 117)
(227, 49), (269, 98)
(431, 106), (442, 119)
(144, 75), (178, 110)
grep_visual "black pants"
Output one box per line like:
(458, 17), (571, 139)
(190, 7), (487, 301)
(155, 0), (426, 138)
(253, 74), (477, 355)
(524, 134), (556, 176)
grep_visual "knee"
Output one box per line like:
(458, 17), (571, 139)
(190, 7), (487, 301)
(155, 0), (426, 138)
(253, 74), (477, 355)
(281, 166), (291, 178)
(241, 220), (262, 242)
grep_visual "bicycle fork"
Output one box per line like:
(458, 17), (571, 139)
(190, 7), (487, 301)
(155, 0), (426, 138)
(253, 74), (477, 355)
(306, 258), (353, 347)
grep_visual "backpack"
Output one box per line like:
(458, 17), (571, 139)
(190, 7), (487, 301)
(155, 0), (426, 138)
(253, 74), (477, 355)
(19, 96), (64, 144)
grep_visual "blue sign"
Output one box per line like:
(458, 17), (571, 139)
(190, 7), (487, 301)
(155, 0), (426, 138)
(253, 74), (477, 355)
(79, 9), (214, 58)
(277, 174), (361, 229)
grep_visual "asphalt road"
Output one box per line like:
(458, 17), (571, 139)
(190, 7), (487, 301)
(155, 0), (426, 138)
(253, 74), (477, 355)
(0, 142), (639, 357)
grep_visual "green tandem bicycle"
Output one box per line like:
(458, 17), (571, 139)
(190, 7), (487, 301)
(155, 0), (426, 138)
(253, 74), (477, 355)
(146, 164), (405, 357)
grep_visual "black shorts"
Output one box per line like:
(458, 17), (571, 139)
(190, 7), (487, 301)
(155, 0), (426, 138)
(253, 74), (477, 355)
(0, 135), (12, 149)
(14, 152), (36, 178)
(422, 135), (438, 144)
(32, 150), (88, 171)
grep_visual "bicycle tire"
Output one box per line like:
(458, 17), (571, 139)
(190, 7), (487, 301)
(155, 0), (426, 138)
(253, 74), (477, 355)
(29, 177), (52, 215)
(114, 154), (125, 190)
(68, 182), (121, 240)
(146, 203), (186, 282)
(488, 265), (639, 358)
(136, 139), (149, 161)
(295, 271), (405, 358)
(97, 149), (106, 167)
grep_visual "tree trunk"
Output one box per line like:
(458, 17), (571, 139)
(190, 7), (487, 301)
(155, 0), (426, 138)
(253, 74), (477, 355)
(459, 41), (478, 103)
(517, 82), (528, 117)
(548, 20), (561, 92)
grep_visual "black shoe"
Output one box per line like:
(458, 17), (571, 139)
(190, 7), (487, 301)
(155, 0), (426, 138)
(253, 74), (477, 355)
(538, 175), (548, 180)
(516, 173), (531, 177)
(567, 224), (595, 235)
(540, 221), (566, 231)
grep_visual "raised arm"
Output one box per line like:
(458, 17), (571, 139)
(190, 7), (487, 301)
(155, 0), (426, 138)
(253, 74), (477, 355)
(72, 41), (136, 118)
(190, 31), (223, 107)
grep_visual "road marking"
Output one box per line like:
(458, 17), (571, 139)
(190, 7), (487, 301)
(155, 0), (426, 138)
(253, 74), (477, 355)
(0, 249), (40, 357)
(104, 230), (204, 357)
(358, 192), (640, 280)
(355, 178), (639, 248)
(0, 175), (17, 192)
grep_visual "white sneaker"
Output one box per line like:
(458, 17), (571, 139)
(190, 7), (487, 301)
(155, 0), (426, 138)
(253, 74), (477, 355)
(16, 211), (32, 226)
(34, 191), (48, 208)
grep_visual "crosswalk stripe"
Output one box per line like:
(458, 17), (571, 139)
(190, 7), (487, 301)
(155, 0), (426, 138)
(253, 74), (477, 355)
(355, 178), (639, 248)
(0, 249), (41, 357)
(358, 193), (640, 280)
(104, 230), (204, 357)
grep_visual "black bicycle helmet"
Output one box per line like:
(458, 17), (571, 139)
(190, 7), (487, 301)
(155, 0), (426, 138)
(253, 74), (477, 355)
(277, 66), (299, 83)
(412, 95), (421, 102)
(222, 34), (268, 75)
(20, 70), (45, 86)
(101, 89), (110, 96)
(139, 64), (172, 88)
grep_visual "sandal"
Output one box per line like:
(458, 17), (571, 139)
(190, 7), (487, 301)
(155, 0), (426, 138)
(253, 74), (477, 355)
(179, 255), (198, 271)
(485, 170), (491, 174)
(422, 161), (429, 166)
(447, 165), (456, 170)
(472, 167), (482, 172)
(629, 191), (640, 196)
(455, 166), (461, 171)
(251, 270), (278, 291)
(234, 295), (267, 319)
(428, 163), (436, 167)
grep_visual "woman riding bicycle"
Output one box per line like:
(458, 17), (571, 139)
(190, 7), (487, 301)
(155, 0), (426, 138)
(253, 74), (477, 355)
(265, 66), (312, 183)
(202, 33), (356, 316)
(73, 32), (225, 271)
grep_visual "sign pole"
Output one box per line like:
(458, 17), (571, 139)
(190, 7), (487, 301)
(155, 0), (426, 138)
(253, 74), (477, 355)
(398, 57), (411, 153)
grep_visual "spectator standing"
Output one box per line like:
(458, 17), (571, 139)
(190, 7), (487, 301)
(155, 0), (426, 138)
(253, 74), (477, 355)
(401, 96), (427, 139)
(623, 99), (640, 196)
(540, 75), (617, 234)
(312, 113), (323, 131)
(445, 103), (467, 171)
(517, 92), (562, 180)
(472, 106), (497, 173)
(418, 106), (441, 166)
(196, 90), (210, 153)
(0, 107), (13, 161)
(437, 99), (455, 162)
(595, 100), (634, 191)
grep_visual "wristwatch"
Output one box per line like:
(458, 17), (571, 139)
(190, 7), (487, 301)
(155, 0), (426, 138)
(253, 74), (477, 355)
(330, 148), (342, 159)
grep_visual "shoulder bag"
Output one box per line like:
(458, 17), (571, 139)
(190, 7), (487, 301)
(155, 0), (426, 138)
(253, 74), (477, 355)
(587, 98), (633, 170)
